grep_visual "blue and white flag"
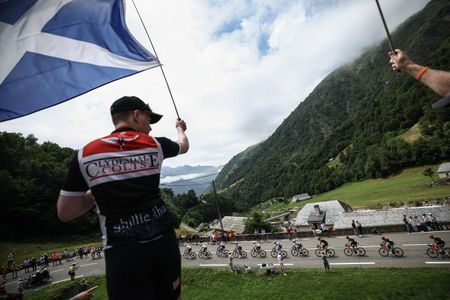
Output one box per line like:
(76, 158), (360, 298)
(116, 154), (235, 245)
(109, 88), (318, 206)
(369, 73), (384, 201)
(0, 0), (160, 122)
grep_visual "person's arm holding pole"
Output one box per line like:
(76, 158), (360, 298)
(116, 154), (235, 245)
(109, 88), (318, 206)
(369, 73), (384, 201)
(389, 49), (450, 97)
(176, 119), (189, 154)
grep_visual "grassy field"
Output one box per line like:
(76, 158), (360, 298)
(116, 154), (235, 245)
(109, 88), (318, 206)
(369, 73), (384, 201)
(25, 268), (450, 300)
(0, 240), (102, 267)
(266, 164), (449, 212)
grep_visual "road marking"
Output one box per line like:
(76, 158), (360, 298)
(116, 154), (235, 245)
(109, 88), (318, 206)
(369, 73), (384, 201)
(361, 245), (379, 248)
(52, 275), (84, 285)
(425, 261), (450, 264)
(79, 262), (98, 267)
(257, 263), (294, 266)
(52, 268), (65, 273)
(402, 244), (427, 247)
(330, 262), (375, 265)
(5, 280), (18, 286)
(199, 264), (228, 267)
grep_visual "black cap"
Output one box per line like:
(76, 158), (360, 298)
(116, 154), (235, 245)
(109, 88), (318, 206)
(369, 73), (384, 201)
(110, 96), (163, 124)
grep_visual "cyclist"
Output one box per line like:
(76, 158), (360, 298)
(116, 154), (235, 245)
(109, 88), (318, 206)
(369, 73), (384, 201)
(274, 241), (282, 252)
(317, 237), (329, 252)
(429, 235), (446, 254)
(292, 240), (302, 249)
(381, 236), (394, 253)
(346, 236), (358, 250)
(217, 241), (226, 252)
(253, 241), (262, 250)
(200, 244), (208, 254)
(185, 245), (192, 253)
(235, 242), (242, 253)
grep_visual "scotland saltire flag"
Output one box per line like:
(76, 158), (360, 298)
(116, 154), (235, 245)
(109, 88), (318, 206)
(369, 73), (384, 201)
(0, 0), (160, 122)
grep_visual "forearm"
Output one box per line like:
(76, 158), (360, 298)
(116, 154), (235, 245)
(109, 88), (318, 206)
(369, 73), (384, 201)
(177, 129), (189, 154)
(57, 191), (95, 222)
(403, 64), (450, 97)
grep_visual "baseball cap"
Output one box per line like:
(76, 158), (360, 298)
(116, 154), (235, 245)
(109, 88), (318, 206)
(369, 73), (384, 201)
(110, 96), (163, 124)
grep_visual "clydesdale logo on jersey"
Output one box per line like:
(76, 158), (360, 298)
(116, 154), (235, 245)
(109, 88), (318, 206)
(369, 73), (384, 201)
(80, 148), (163, 187)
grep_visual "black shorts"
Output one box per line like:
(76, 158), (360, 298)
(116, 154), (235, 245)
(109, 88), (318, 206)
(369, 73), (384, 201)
(105, 229), (181, 300)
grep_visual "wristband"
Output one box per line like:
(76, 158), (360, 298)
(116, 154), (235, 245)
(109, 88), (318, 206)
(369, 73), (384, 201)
(415, 66), (429, 81)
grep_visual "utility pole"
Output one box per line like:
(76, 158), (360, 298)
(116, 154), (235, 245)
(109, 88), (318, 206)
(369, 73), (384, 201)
(212, 180), (225, 238)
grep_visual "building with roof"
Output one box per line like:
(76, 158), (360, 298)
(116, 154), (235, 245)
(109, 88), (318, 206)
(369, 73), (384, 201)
(437, 162), (450, 179)
(332, 205), (450, 229)
(213, 216), (247, 234)
(291, 193), (311, 203)
(294, 200), (352, 230)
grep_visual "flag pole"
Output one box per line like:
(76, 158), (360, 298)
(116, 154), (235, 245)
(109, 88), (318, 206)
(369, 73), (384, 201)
(131, 0), (181, 120)
(374, 0), (395, 52)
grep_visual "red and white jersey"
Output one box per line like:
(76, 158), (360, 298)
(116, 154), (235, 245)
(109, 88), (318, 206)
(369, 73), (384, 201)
(60, 127), (180, 246)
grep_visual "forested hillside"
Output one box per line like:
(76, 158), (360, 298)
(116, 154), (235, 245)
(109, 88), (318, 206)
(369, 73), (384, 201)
(0, 132), (227, 238)
(214, 0), (450, 210)
(0, 132), (98, 239)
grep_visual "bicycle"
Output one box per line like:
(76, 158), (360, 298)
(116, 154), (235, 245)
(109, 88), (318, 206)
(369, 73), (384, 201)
(378, 244), (403, 257)
(216, 246), (230, 258)
(250, 243), (267, 258)
(182, 247), (196, 259)
(344, 243), (366, 256)
(315, 245), (336, 257)
(426, 243), (450, 259)
(232, 247), (247, 258)
(198, 248), (212, 259)
(271, 245), (288, 258)
(291, 241), (309, 257)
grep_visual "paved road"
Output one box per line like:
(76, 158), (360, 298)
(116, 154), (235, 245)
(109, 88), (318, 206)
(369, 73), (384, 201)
(4, 230), (450, 294)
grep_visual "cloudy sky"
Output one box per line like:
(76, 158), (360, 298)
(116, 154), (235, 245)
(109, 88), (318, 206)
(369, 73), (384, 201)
(1, 0), (429, 167)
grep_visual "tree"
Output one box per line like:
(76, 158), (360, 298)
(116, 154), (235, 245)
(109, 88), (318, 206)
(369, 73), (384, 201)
(423, 167), (435, 184)
(244, 211), (272, 234)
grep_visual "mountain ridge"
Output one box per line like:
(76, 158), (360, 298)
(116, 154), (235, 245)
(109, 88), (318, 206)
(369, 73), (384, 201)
(213, 0), (450, 211)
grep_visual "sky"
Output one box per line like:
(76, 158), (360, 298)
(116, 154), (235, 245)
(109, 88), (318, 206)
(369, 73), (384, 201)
(1, 0), (430, 167)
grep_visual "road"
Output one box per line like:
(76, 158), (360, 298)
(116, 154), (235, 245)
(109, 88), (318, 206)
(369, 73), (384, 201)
(4, 230), (450, 294)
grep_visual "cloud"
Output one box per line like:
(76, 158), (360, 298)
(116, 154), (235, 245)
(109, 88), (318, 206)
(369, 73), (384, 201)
(1, 0), (430, 167)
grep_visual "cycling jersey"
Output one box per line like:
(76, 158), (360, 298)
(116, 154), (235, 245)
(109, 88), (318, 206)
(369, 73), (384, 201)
(320, 240), (328, 247)
(60, 127), (180, 247)
(347, 238), (357, 247)
(382, 239), (394, 246)
(434, 237), (445, 247)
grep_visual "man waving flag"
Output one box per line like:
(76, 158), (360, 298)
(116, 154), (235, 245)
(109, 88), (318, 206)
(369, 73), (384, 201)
(0, 0), (159, 122)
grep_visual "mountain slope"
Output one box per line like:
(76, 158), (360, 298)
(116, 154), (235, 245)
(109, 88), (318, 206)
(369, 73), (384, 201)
(214, 0), (450, 210)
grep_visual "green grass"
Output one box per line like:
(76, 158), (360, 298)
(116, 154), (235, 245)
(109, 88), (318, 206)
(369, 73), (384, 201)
(25, 276), (107, 300)
(25, 268), (450, 300)
(397, 123), (422, 143)
(266, 164), (449, 212)
(0, 239), (102, 266)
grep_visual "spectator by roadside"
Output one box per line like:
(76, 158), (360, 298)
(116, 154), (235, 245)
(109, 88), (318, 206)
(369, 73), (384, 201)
(403, 215), (411, 233)
(351, 220), (357, 236)
(356, 221), (363, 237)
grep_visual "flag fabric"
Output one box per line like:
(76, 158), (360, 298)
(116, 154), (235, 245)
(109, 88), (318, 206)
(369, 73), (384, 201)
(0, 0), (160, 122)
